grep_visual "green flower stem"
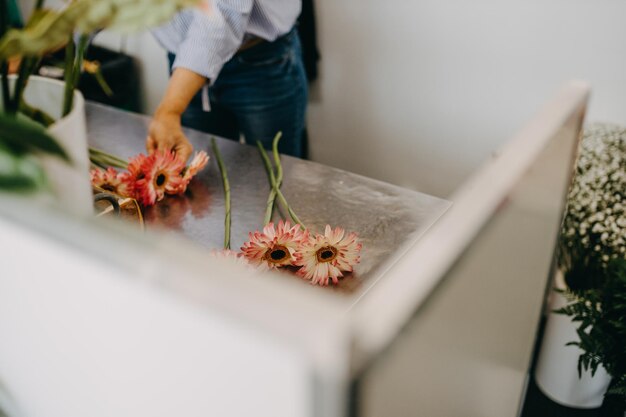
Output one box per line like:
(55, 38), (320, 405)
(88, 147), (128, 169)
(62, 35), (75, 117)
(19, 100), (55, 127)
(256, 140), (305, 230)
(258, 132), (283, 225)
(256, 140), (280, 224)
(90, 155), (125, 169)
(71, 35), (89, 88)
(211, 137), (231, 250)
(1, 61), (10, 114)
(62, 34), (88, 117)
(13, 57), (43, 115)
(93, 67), (113, 97)
(277, 186), (305, 230)
(90, 159), (107, 170)
(1, 0), (11, 114)
(35, 0), (46, 10)
(281, 194), (303, 228)
(271, 131), (283, 187)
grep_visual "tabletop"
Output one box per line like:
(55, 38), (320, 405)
(85, 102), (451, 296)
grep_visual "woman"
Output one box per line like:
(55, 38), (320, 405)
(148, 0), (308, 161)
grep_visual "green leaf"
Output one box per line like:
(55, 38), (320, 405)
(608, 384), (626, 396)
(0, 113), (69, 162)
(19, 100), (55, 127)
(92, 68), (114, 97)
(92, 0), (201, 33)
(0, 3), (90, 59)
(0, 0), (201, 59)
(0, 145), (47, 192)
(75, 0), (115, 33)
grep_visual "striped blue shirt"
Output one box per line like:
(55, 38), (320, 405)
(151, 0), (301, 83)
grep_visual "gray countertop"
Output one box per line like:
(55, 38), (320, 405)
(86, 102), (451, 296)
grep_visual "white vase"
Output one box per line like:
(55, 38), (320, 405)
(535, 270), (611, 408)
(6, 75), (93, 217)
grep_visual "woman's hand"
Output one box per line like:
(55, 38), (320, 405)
(147, 109), (193, 163)
(146, 67), (208, 163)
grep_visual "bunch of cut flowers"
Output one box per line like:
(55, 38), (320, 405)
(89, 147), (209, 206)
(209, 134), (362, 287)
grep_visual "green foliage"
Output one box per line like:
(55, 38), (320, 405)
(610, 376), (626, 396)
(556, 258), (626, 403)
(0, 142), (48, 192)
(558, 239), (606, 292)
(19, 100), (55, 127)
(0, 6), (89, 59)
(0, 114), (72, 192)
(0, 0), (200, 59)
(0, 113), (69, 162)
(96, 0), (200, 33)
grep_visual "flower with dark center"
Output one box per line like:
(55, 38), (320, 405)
(90, 166), (132, 198)
(316, 246), (337, 262)
(263, 245), (290, 264)
(241, 220), (308, 268)
(295, 225), (362, 286)
(127, 151), (185, 206)
(93, 150), (209, 208)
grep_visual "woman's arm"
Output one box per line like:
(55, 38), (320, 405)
(146, 67), (206, 162)
(147, 2), (254, 162)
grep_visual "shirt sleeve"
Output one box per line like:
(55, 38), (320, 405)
(172, 0), (254, 83)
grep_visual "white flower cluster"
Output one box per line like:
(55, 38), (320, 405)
(561, 124), (626, 266)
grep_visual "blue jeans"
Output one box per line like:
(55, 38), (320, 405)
(168, 29), (308, 158)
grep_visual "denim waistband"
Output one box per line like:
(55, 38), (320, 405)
(236, 26), (297, 56)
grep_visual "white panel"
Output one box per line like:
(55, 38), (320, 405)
(357, 83), (588, 417)
(352, 81), (589, 362)
(0, 218), (312, 417)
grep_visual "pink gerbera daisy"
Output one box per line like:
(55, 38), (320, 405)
(125, 153), (151, 204)
(185, 151), (210, 180)
(208, 249), (250, 267)
(90, 167), (133, 197)
(208, 249), (268, 272)
(169, 151), (210, 195)
(241, 220), (308, 268)
(294, 225), (362, 286)
(127, 151), (185, 206)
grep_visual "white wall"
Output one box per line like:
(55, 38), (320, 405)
(307, 0), (626, 197)
(91, 31), (169, 115)
(28, 0), (626, 197)
(0, 232), (312, 417)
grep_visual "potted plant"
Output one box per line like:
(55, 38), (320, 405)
(0, 0), (200, 215)
(535, 123), (626, 410)
(556, 258), (626, 415)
